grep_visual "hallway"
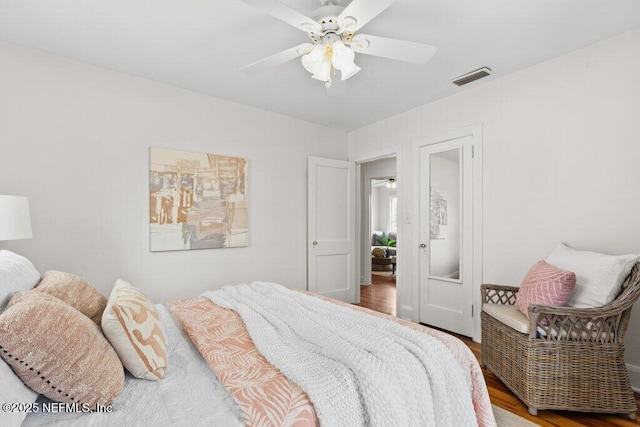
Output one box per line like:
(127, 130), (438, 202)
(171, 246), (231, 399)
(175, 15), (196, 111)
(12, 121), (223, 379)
(359, 274), (396, 316)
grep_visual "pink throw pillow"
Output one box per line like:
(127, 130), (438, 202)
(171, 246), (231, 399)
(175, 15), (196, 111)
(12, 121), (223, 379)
(515, 260), (576, 318)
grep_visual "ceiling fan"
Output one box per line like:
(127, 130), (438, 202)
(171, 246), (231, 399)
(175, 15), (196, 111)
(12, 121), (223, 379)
(238, 0), (437, 87)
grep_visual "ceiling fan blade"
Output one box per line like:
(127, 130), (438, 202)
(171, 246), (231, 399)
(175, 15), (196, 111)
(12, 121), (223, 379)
(337, 0), (397, 32)
(349, 34), (437, 64)
(238, 0), (321, 33)
(240, 43), (313, 75)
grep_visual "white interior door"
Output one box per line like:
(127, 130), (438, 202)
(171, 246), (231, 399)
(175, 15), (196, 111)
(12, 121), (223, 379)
(418, 136), (474, 336)
(308, 156), (356, 303)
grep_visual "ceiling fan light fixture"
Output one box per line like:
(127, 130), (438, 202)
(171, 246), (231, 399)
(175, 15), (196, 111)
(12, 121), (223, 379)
(330, 40), (354, 69)
(301, 44), (327, 74)
(324, 40), (359, 81)
(340, 62), (361, 80)
(311, 59), (331, 83)
(386, 178), (397, 189)
(238, 0), (438, 88)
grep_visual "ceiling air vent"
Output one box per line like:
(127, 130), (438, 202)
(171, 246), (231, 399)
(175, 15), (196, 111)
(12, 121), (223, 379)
(452, 67), (493, 86)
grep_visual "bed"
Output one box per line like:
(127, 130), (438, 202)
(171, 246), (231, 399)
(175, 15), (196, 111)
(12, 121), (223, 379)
(0, 250), (496, 426)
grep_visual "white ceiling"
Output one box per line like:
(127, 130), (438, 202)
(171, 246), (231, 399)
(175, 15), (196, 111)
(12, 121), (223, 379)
(1, 0), (639, 131)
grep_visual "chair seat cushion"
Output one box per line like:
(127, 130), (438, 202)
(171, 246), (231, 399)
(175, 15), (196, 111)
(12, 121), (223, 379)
(483, 303), (530, 334)
(483, 302), (618, 341)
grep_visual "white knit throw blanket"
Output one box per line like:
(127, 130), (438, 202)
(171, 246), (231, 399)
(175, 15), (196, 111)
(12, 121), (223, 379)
(203, 282), (477, 427)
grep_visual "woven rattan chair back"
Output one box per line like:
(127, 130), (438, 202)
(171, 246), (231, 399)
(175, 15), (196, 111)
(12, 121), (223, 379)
(481, 262), (640, 418)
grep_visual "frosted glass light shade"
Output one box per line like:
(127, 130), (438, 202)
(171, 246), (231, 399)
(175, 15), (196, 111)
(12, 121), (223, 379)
(331, 41), (355, 70)
(311, 59), (331, 82)
(329, 41), (360, 80)
(0, 195), (33, 241)
(301, 44), (326, 75)
(340, 61), (361, 80)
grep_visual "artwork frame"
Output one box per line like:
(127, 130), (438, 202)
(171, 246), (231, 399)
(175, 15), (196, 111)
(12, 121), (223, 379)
(429, 187), (448, 239)
(149, 147), (248, 252)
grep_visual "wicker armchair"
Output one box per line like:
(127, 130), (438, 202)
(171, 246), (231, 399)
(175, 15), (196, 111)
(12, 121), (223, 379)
(481, 262), (640, 418)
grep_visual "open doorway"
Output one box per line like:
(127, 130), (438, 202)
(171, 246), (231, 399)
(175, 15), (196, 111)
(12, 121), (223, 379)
(359, 157), (397, 316)
(370, 178), (397, 280)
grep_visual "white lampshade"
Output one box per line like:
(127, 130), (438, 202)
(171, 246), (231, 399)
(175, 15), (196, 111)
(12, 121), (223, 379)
(0, 195), (33, 241)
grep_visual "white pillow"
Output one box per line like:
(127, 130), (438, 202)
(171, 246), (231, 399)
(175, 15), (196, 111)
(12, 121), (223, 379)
(546, 243), (639, 308)
(0, 360), (38, 426)
(0, 250), (41, 313)
(0, 250), (41, 426)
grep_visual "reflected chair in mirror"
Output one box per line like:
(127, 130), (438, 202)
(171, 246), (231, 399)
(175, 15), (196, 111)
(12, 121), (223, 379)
(481, 263), (640, 419)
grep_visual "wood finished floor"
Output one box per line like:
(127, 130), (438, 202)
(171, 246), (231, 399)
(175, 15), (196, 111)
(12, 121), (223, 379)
(358, 276), (640, 426)
(359, 273), (396, 316)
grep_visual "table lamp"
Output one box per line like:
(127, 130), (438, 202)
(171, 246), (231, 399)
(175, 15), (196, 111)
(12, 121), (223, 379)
(0, 195), (33, 241)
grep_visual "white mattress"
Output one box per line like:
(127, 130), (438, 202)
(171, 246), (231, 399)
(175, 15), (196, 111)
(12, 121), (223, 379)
(23, 305), (243, 427)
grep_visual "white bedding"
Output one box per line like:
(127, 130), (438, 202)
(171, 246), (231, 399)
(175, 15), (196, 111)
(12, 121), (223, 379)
(23, 305), (243, 427)
(205, 282), (477, 427)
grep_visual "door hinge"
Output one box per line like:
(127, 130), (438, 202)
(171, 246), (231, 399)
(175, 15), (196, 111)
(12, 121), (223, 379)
(471, 304), (474, 317)
(472, 146), (475, 158)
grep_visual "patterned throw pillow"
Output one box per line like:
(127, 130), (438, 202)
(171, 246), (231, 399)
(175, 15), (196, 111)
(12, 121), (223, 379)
(33, 271), (107, 325)
(102, 279), (167, 380)
(515, 260), (576, 318)
(0, 292), (124, 408)
(0, 250), (40, 427)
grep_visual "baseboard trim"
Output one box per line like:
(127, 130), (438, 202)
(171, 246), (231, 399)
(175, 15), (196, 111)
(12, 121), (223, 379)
(627, 363), (640, 392)
(399, 305), (413, 321)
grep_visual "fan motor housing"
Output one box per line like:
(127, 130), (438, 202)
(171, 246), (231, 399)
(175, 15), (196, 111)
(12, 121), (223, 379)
(312, 5), (344, 31)
(321, 32), (341, 44)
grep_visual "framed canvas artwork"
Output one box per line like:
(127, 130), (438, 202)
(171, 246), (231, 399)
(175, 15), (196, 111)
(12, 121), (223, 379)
(149, 147), (248, 251)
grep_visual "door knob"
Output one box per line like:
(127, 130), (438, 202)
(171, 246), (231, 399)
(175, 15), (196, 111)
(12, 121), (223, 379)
(312, 241), (318, 247)
(419, 243), (426, 248)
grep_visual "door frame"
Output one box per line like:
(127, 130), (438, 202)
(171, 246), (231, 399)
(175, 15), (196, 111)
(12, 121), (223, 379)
(412, 124), (483, 342)
(361, 174), (397, 288)
(352, 145), (402, 311)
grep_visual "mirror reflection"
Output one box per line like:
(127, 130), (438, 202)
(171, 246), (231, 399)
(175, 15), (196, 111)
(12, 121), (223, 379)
(429, 149), (460, 280)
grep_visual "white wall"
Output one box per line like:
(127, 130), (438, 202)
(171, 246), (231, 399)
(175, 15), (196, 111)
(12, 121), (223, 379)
(375, 185), (396, 235)
(349, 29), (640, 387)
(375, 186), (386, 232)
(371, 186), (381, 231)
(0, 41), (348, 303)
